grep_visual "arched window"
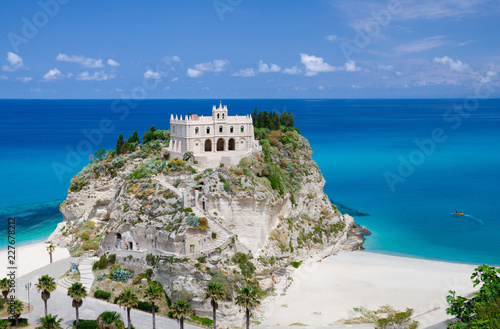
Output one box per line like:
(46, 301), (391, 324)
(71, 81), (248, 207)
(240, 126), (244, 133)
(222, 113), (225, 119)
(206, 127), (210, 134)
(230, 126), (234, 133)
(219, 126), (223, 133)
(217, 113), (220, 119)
(195, 127), (199, 134)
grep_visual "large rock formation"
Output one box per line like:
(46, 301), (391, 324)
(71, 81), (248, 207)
(48, 132), (368, 327)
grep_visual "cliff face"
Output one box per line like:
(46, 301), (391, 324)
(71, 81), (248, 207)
(48, 131), (366, 327)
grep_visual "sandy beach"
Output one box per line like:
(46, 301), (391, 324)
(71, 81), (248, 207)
(258, 251), (478, 328)
(0, 241), (70, 278)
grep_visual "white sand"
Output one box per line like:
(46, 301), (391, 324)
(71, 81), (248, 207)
(0, 241), (70, 278)
(259, 251), (478, 328)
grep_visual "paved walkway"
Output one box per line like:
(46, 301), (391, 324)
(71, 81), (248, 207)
(15, 257), (199, 329)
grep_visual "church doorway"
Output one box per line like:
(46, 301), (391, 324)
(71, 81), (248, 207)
(205, 139), (212, 152)
(228, 138), (235, 151)
(217, 138), (225, 151)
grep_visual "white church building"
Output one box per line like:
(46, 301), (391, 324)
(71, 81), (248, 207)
(164, 103), (261, 165)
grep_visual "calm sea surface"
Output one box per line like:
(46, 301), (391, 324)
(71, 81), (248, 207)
(1, 99), (499, 265)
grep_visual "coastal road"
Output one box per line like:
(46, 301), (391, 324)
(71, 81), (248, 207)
(15, 258), (199, 329)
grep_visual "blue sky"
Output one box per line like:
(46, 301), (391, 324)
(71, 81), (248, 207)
(1, 0), (499, 98)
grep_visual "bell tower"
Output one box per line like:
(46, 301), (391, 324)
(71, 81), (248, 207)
(212, 101), (228, 121)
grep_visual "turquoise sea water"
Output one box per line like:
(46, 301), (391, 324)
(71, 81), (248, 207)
(1, 99), (499, 265)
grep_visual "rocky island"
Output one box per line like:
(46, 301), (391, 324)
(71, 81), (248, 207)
(47, 105), (367, 327)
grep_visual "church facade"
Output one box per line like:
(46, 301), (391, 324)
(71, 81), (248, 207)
(164, 103), (260, 165)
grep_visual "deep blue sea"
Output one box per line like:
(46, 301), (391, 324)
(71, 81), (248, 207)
(1, 99), (499, 265)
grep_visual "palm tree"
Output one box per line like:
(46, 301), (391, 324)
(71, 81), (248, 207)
(204, 282), (225, 329)
(10, 299), (24, 326)
(35, 274), (56, 317)
(98, 311), (124, 329)
(170, 299), (193, 329)
(116, 289), (138, 329)
(0, 278), (10, 301)
(235, 286), (261, 329)
(67, 282), (87, 324)
(46, 244), (56, 264)
(39, 314), (63, 329)
(143, 281), (164, 329)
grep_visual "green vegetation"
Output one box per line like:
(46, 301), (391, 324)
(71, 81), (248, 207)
(116, 289), (139, 329)
(232, 253), (256, 278)
(38, 314), (62, 329)
(94, 290), (111, 301)
(36, 275), (56, 317)
(74, 320), (99, 329)
(343, 305), (418, 328)
(143, 281), (163, 329)
(97, 311), (125, 329)
(251, 108), (294, 132)
(67, 282), (87, 325)
(170, 299), (193, 329)
(143, 125), (169, 144)
(446, 265), (500, 328)
(190, 315), (214, 328)
(375, 308), (418, 329)
(204, 282), (225, 329)
(235, 286), (261, 329)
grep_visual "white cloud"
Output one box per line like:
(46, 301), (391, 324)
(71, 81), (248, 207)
(282, 66), (302, 75)
(344, 60), (361, 72)
(171, 77), (179, 82)
(318, 85), (325, 90)
(300, 53), (336, 76)
(2, 52), (24, 72)
(233, 68), (256, 77)
(394, 36), (448, 55)
(325, 35), (337, 42)
(164, 55), (181, 63)
(294, 87), (308, 91)
(76, 71), (116, 81)
(187, 68), (202, 78)
(43, 68), (64, 81)
(433, 56), (471, 72)
(378, 64), (394, 71)
(17, 77), (33, 82)
(107, 59), (120, 67)
(30, 88), (42, 92)
(337, 0), (488, 29)
(144, 70), (161, 80)
(258, 60), (281, 73)
(56, 54), (104, 68)
(396, 71), (403, 76)
(187, 59), (229, 77)
(202, 87), (210, 91)
(0, 75), (8, 80)
(352, 84), (361, 89)
(164, 86), (171, 90)
(114, 88), (124, 92)
(486, 71), (497, 77)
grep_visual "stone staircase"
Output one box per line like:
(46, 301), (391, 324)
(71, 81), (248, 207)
(207, 229), (231, 249)
(57, 276), (77, 289)
(57, 255), (98, 293)
(79, 256), (98, 292)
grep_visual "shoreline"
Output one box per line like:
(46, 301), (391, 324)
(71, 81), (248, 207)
(0, 240), (70, 278)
